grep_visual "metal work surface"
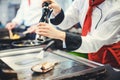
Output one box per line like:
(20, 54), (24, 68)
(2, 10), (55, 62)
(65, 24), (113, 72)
(0, 47), (102, 80)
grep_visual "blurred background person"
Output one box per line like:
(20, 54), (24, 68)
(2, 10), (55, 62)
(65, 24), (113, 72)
(5, 0), (43, 40)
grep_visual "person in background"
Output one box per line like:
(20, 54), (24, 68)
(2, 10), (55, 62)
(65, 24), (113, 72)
(5, 0), (43, 40)
(36, 0), (120, 68)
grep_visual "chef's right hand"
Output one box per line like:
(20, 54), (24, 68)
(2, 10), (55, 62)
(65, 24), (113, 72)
(42, 0), (61, 15)
(5, 22), (17, 30)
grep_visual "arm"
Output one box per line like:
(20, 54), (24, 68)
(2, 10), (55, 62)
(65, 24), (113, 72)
(35, 22), (82, 51)
(43, 0), (84, 30)
(57, 0), (81, 30)
(12, 0), (24, 25)
(6, 0), (24, 30)
(50, 9), (64, 25)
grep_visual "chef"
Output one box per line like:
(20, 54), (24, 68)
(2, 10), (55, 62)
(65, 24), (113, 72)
(36, 0), (120, 68)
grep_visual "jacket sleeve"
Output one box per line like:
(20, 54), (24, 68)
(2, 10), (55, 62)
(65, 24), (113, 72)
(50, 9), (64, 25)
(65, 32), (82, 51)
(51, 32), (82, 51)
(57, 0), (84, 30)
(12, 0), (24, 25)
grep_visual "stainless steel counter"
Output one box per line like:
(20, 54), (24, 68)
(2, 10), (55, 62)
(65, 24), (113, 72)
(0, 46), (118, 80)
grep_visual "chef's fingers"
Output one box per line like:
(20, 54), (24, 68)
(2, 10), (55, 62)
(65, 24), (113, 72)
(42, 0), (55, 4)
(37, 22), (47, 26)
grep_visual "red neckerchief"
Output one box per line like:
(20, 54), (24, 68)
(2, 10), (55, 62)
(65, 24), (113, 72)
(28, 0), (31, 6)
(81, 0), (105, 36)
(83, 0), (120, 68)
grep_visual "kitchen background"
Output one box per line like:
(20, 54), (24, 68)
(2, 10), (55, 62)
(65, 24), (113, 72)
(0, 0), (74, 28)
(0, 0), (20, 27)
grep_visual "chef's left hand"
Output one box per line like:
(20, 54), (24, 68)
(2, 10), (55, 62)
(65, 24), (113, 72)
(35, 22), (65, 41)
(42, 0), (61, 15)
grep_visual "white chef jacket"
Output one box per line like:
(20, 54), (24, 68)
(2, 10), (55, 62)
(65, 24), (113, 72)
(12, 0), (42, 26)
(58, 0), (120, 53)
(55, 0), (73, 11)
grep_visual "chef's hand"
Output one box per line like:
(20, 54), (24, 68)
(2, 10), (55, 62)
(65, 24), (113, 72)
(5, 22), (17, 30)
(42, 0), (61, 15)
(27, 25), (38, 33)
(36, 22), (66, 41)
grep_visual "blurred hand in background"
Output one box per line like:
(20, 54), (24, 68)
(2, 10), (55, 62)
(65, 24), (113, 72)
(5, 22), (17, 30)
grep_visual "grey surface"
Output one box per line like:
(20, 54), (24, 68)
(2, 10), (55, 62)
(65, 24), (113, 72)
(0, 47), (101, 80)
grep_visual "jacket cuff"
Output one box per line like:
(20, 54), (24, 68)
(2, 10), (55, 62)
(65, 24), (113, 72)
(65, 32), (82, 51)
(50, 39), (64, 50)
(50, 9), (64, 25)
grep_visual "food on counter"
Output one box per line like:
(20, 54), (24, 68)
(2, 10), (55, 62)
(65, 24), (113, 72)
(41, 62), (55, 70)
(31, 61), (58, 73)
(17, 44), (24, 46)
(10, 34), (20, 40)
(9, 30), (20, 40)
